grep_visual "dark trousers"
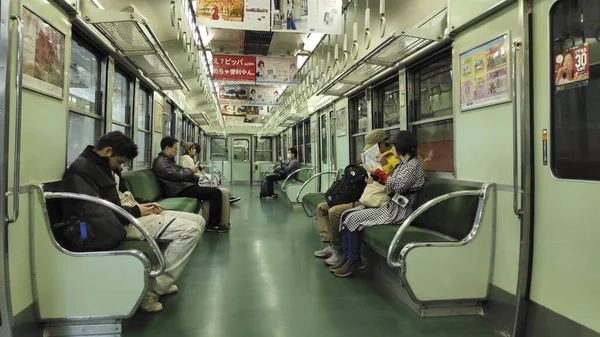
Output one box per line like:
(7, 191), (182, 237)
(264, 174), (284, 196)
(342, 227), (361, 263)
(177, 185), (222, 228)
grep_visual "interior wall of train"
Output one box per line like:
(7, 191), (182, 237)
(0, 0), (598, 336)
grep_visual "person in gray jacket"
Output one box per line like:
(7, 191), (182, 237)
(260, 147), (300, 199)
(153, 137), (227, 233)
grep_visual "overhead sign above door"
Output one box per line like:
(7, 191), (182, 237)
(196, 0), (271, 31)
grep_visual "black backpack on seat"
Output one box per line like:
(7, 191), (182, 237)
(325, 164), (368, 207)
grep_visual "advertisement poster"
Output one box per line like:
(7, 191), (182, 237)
(212, 54), (256, 84)
(222, 105), (268, 124)
(22, 7), (66, 99)
(256, 56), (298, 84)
(271, 0), (342, 34)
(336, 107), (347, 136)
(196, 0), (270, 31)
(153, 100), (164, 132)
(460, 33), (511, 111)
(219, 85), (282, 106)
(554, 43), (590, 92)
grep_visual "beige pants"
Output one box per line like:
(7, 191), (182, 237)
(126, 210), (205, 298)
(316, 202), (360, 252)
(201, 187), (231, 227)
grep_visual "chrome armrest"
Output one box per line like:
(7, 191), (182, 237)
(43, 192), (166, 278)
(296, 171), (338, 202)
(386, 183), (494, 269)
(281, 167), (314, 192)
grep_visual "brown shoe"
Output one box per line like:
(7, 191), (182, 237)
(329, 258), (347, 272)
(334, 261), (361, 277)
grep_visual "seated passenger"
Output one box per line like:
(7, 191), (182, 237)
(260, 147), (299, 199)
(60, 131), (204, 313)
(332, 131), (425, 277)
(153, 137), (228, 233)
(314, 129), (399, 267)
(183, 142), (241, 203)
(180, 141), (233, 229)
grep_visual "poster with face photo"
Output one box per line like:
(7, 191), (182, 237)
(196, 0), (270, 31)
(554, 43), (590, 92)
(256, 56), (298, 84)
(271, 0), (342, 34)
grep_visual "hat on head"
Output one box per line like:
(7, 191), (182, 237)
(363, 129), (389, 152)
(181, 141), (194, 153)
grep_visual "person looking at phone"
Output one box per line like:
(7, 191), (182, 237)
(60, 131), (205, 313)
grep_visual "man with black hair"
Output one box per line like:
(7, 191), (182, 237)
(61, 131), (204, 313)
(153, 137), (227, 233)
(260, 147), (299, 199)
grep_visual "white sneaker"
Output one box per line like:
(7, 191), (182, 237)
(139, 296), (163, 313)
(324, 252), (344, 266)
(165, 284), (178, 295)
(314, 245), (336, 258)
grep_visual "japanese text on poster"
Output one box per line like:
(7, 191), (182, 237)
(256, 56), (298, 84)
(460, 34), (511, 111)
(554, 43), (590, 92)
(212, 55), (256, 84)
(196, 0), (270, 31)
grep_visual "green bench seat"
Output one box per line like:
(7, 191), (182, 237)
(362, 181), (480, 257)
(122, 169), (199, 213)
(300, 168), (344, 217)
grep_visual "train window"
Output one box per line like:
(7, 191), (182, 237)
(304, 119), (312, 164)
(292, 126), (298, 153)
(163, 102), (174, 136)
(255, 138), (273, 162)
(297, 124), (304, 164)
(329, 109), (336, 167)
(136, 86), (152, 167)
(350, 93), (368, 164)
(372, 76), (400, 129)
(111, 69), (133, 137)
(67, 37), (105, 166)
(320, 113), (328, 164)
(232, 139), (250, 162)
(408, 50), (454, 173)
(275, 135), (282, 158)
(550, 0), (600, 180)
(210, 138), (228, 161)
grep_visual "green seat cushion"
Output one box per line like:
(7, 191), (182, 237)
(116, 240), (159, 267)
(157, 197), (198, 213)
(122, 170), (162, 202)
(303, 193), (326, 210)
(363, 225), (454, 257)
(412, 182), (480, 240)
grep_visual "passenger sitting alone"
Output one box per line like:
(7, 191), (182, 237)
(60, 131), (204, 313)
(153, 137), (229, 233)
(332, 131), (425, 277)
(260, 147), (300, 199)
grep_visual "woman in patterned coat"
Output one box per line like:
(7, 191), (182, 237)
(331, 131), (425, 277)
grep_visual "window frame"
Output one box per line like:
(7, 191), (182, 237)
(66, 33), (107, 168)
(136, 85), (153, 168)
(303, 119), (312, 165)
(406, 47), (455, 176)
(254, 137), (273, 162)
(111, 65), (134, 137)
(372, 75), (401, 129)
(349, 91), (368, 165)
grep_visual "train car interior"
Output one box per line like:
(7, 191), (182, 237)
(0, 0), (598, 336)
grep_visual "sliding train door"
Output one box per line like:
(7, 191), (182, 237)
(230, 135), (252, 183)
(527, 0), (600, 334)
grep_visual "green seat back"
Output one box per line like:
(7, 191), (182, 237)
(122, 169), (162, 202)
(157, 197), (198, 213)
(363, 225), (453, 257)
(412, 182), (480, 240)
(294, 167), (313, 183)
(302, 193), (326, 210)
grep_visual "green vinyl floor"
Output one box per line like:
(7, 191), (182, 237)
(123, 185), (497, 337)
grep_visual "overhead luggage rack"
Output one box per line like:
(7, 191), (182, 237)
(81, 1), (189, 91)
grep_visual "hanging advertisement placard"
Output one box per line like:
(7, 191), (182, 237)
(212, 54), (256, 84)
(460, 33), (511, 111)
(256, 56), (298, 84)
(196, 0), (271, 31)
(271, 0), (342, 34)
(218, 85), (282, 106)
(554, 43), (590, 92)
(221, 105), (268, 124)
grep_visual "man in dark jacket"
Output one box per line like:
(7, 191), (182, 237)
(260, 147), (300, 199)
(61, 131), (204, 313)
(152, 137), (227, 233)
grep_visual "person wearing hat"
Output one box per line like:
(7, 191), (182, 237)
(179, 140), (237, 230)
(313, 129), (399, 267)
